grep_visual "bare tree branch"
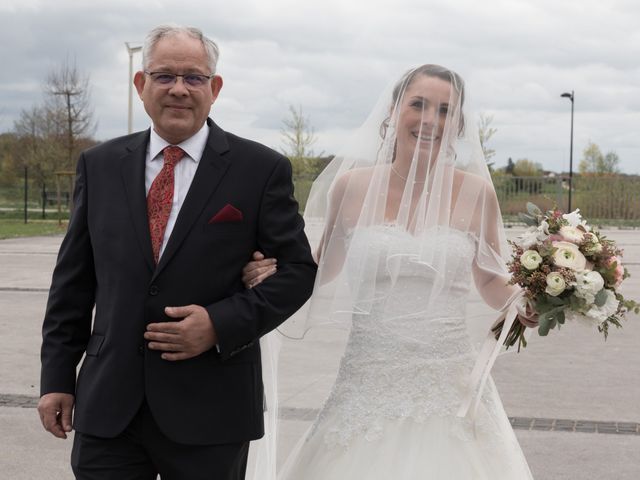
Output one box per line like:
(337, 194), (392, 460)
(478, 113), (497, 166)
(45, 56), (96, 168)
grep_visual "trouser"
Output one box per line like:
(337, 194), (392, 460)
(71, 400), (249, 480)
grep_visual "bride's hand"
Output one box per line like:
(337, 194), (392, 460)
(517, 313), (539, 328)
(242, 251), (277, 289)
(515, 294), (538, 328)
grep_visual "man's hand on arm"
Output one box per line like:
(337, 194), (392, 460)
(145, 305), (218, 361)
(37, 393), (75, 439)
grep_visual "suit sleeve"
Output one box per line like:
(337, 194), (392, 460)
(206, 156), (317, 359)
(40, 154), (96, 395)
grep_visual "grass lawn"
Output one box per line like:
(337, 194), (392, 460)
(0, 219), (68, 239)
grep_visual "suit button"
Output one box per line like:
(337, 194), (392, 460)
(149, 285), (159, 296)
(138, 345), (144, 355)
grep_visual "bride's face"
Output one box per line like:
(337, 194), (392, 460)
(396, 74), (452, 162)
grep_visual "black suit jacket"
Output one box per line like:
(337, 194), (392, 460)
(40, 119), (316, 445)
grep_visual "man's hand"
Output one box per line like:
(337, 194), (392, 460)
(145, 305), (217, 361)
(37, 392), (75, 439)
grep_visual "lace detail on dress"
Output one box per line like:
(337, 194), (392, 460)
(311, 225), (496, 448)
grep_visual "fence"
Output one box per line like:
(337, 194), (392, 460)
(492, 175), (640, 226)
(1, 175), (638, 225)
(0, 183), (71, 220)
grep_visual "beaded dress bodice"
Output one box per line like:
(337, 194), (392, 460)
(316, 225), (481, 447)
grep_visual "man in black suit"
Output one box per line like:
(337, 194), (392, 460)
(37, 24), (316, 479)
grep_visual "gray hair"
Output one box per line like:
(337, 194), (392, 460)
(142, 24), (220, 74)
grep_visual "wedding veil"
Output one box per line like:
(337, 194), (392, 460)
(247, 64), (520, 478)
(286, 64), (515, 339)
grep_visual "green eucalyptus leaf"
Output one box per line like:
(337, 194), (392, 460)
(527, 202), (542, 216)
(518, 213), (539, 227)
(594, 289), (608, 307)
(547, 295), (566, 306)
(538, 320), (551, 336)
(535, 297), (553, 314)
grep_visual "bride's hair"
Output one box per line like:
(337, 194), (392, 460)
(380, 64), (466, 139)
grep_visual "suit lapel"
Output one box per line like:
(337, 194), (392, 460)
(120, 130), (155, 272)
(153, 120), (231, 279)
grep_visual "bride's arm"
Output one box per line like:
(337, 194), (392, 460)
(311, 172), (352, 283)
(242, 171), (353, 289)
(470, 181), (537, 325)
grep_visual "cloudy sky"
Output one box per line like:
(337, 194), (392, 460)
(1, 0), (638, 173)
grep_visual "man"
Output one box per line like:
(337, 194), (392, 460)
(37, 24), (316, 480)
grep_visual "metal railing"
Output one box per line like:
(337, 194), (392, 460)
(1, 175), (638, 226)
(492, 175), (640, 226)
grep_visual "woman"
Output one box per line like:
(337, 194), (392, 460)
(245, 65), (535, 479)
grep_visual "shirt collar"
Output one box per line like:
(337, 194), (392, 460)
(148, 122), (210, 163)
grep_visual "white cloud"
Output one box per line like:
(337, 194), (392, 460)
(0, 0), (638, 172)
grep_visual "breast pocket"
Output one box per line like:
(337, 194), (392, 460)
(203, 222), (249, 238)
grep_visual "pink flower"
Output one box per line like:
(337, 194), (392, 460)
(607, 256), (624, 287)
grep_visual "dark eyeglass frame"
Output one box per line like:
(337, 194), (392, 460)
(144, 71), (215, 88)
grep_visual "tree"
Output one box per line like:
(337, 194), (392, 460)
(505, 157), (515, 175)
(579, 141), (620, 174)
(280, 105), (319, 177)
(6, 59), (98, 201)
(602, 151), (621, 173)
(0, 133), (20, 187)
(478, 113), (497, 168)
(512, 158), (543, 194)
(13, 105), (67, 188)
(45, 57), (96, 170)
(513, 158), (543, 177)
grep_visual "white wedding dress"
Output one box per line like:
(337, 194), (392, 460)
(279, 225), (533, 479)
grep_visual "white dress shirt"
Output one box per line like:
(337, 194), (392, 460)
(144, 123), (210, 259)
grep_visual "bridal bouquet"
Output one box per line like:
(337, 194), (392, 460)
(495, 203), (638, 350)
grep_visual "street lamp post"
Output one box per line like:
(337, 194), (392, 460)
(561, 90), (574, 212)
(125, 42), (143, 134)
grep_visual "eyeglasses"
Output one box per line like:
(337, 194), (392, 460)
(145, 71), (214, 88)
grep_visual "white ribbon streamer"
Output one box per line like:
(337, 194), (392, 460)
(457, 290), (524, 420)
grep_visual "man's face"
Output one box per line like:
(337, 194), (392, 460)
(134, 33), (223, 144)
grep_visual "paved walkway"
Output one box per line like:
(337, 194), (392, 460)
(1, 230), (639, 479)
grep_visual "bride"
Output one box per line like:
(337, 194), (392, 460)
(244, 64), (535, 479)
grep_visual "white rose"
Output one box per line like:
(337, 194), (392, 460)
(559, 226), (585, 243)
(516, 220), (550, 248)
(585, 289), (619, 323)
(552, 241), (587, 271)
(573, 270), (605, 304)
(545, 272), (566, 296)
(520, 250), (543, 270)
(562, 209), (590, 231)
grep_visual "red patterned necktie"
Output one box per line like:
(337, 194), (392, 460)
(147, 146), (185, 263)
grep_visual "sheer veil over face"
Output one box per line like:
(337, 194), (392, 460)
(281, 64), (514, 340)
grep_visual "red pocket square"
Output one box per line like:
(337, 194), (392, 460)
(209, 204), (243, 223)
